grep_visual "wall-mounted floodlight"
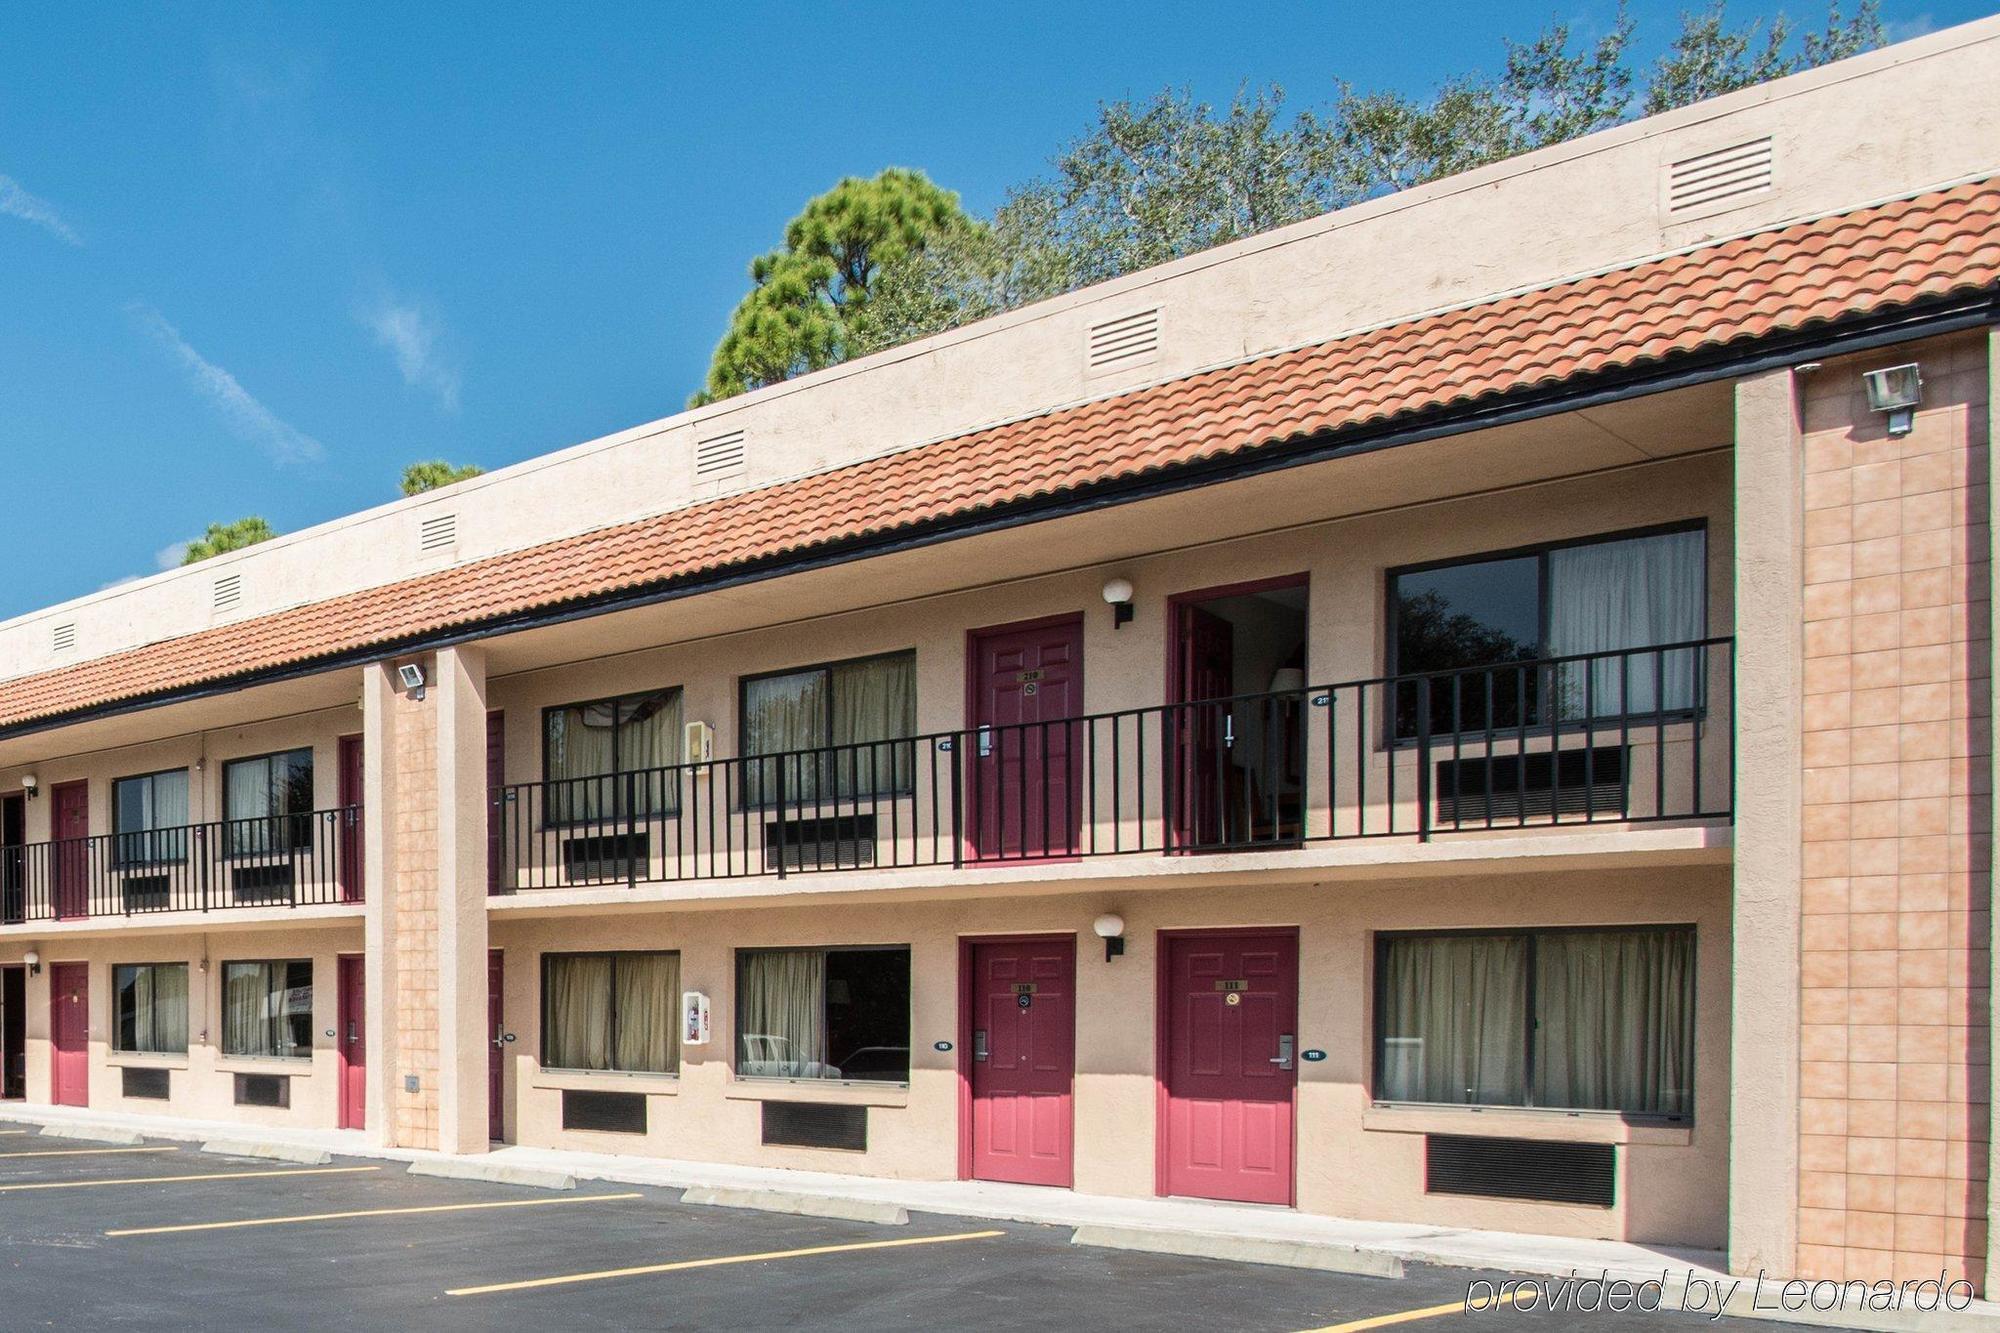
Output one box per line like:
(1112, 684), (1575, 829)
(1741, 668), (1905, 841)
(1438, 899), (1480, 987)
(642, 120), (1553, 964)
(398, 662), (427, 700)
(1862, 363), (1922, 438)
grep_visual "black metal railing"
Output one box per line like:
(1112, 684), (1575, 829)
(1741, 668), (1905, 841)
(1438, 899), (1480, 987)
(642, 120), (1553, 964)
(493, 638), (1733, 894)
(0, 807), (363, 923)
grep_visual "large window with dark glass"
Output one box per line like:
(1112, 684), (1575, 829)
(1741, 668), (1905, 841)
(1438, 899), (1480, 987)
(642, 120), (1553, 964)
(735, 946), (910, 1083)
(222, 748), (314, 856)
(222, 959), (313, 1060)
(542, 951), (681, 1074)
(1374, 925), (1695, 1118)
(740, 653), (916, 803)
(113, 769), (189, 867)
(113, 962), (189, 1054)
(543, 688), (682, 823)
(1389, 526), (1706, 736)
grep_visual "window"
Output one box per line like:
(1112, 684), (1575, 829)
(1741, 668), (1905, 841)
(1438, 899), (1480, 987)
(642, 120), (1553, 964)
(222, 959), (313, 1060)
(543, 688), (682, 823)
(1389, 526), (1706, 735)
(1374, 926), (1696, 1118)
(113, 962), (189, 1054)
(736, 947), (910, 1083)
(741, 653), (916, 803)
(113, 769), (190, 867)
(222, 748), (314, 856)
(541, 951), (682, 1074)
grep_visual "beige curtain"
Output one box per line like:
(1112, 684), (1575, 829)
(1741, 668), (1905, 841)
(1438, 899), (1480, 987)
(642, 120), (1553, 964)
(545, 954), (614, 1070)
(737, 949), (826, 1078)
(1534, 928), (1696, 1116)
(120, 963), (189, 1054)
(1378, 935), (1527, 1106)
(620, 692), (682, 816)
(830, 656), (916, 797)
(546, 703), (619, 823)
(612, 953), (681, 1074)
(1548, 530), (1706, 718)
(223, 960), (307, 1058)
(744, 672), (827, 804)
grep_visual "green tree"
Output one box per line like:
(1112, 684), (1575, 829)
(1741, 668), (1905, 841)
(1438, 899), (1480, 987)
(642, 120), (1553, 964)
(691, 168), (974, 405)
(400, 459), (485, 496)
(856, 2), (1882, 355)
(181, 516), (277, 564)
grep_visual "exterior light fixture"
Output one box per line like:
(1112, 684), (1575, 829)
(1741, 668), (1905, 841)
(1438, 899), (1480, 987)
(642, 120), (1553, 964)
(1093, 912), (1127, 961)
(22, 950), (39, 976)
(1101, 577), (1135, 628)
(397, 662), (427, 700)
(18, 774), (36, 800)
(1862, 363), (1922, 437)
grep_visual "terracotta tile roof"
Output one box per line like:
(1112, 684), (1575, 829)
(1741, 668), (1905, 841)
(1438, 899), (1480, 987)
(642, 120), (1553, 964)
(6, 180), (1998, 733)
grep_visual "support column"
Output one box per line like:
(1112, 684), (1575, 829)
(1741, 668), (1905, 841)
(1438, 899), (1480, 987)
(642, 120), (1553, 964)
(361, 662), (401, 1147)
(435, 644), (490, 1154)
(1732, 365), (1806, 1278)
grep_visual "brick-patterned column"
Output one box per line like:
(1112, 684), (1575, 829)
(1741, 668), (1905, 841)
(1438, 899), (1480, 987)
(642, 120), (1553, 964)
(390, 657), (441, 1149)
(1796, 332), (1992, 1288)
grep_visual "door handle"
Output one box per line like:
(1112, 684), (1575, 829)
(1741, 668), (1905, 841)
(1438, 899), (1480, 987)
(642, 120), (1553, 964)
(1271, 1034), (1294, 1071)
(973, 1030), (989, 1062)
(347, 1021), (358, 1044)
(976, 727), (993, 759)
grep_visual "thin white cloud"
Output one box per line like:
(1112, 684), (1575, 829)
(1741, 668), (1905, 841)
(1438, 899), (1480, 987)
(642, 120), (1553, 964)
(155, 541), (191, 570)
(0, 174), (81, 246)
(361, 296), (460, 412)
(127, 303), (324, 464)
(1886, 15), (1937, 44)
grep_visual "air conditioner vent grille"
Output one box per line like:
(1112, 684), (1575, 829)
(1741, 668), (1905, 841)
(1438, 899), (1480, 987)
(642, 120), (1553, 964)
(1086, 308), (1160, 373)
(695, 429), (747, 478)
(212, 573), (242, 612)
(419, 513), (457, 553)
(51, 623), (75, 653)
(1666, 137), (1773, 214)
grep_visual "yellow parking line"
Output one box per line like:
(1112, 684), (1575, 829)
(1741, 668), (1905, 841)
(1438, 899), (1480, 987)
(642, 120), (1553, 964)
(448, 1228), (1008, 1296)
(0, 1166), (379, 1193)
(108, 1191), (645, 1236)
(0, 1146), (178, 1160)
(1299, 1288), (1525, 1333)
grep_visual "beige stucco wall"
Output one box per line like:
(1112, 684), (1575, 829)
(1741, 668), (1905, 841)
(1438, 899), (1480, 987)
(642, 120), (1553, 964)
(488, 864), (1731, 1247)
(0, 924), (360, 1125)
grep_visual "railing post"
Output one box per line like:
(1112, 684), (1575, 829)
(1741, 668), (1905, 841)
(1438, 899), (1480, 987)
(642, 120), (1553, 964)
(949, 733), (964, 869)
(1415, 676), (1433, 842)
(624, 771), (638, 889)
(772, 757), (788, 879)
(198, 825), (210, 914)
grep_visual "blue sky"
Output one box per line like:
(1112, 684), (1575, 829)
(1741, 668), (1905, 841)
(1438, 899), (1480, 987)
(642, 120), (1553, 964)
(0, 2), (1975, 615)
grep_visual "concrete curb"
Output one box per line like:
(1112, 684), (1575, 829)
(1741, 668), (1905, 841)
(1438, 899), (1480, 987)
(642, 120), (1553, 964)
(408, 1159), (575, 1191)
(199, 1139), (333, 1166)
(37, 1125), (145, 1145)
(680, 1185), (908, 1226)
(1072, 1225), (1405, 1278)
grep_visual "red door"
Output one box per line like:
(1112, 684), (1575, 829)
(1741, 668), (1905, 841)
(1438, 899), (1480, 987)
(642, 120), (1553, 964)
(966, 937), (1075, 1187)
(968, 616), (1084, 860)
(1172, 606), (1234, 849)
(485, 712), (505, 896)
(50, 781), (89, 920)
(487, 950), (505, 1141)
(336, 954), (366, 1130)
(337, 735), (364, 902)
(50, 962), (88, 1108)
(1160, 930), (1298, 1205)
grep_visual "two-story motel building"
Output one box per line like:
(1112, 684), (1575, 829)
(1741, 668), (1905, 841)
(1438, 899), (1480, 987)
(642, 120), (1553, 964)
(1, 18), (1998, 1290)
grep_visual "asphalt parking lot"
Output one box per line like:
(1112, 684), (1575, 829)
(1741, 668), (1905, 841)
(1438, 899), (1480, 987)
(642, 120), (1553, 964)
(0, 1131), (1815, 1331)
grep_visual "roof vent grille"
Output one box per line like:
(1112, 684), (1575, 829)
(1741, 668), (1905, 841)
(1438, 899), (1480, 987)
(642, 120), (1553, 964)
(51, 622), (75, 653)
(212, 573), (242, 613)
(1666, 137), (1773, 215)
(695, 429), (747, 479)
(1086, 308), (1160, 374)
(419, 512), (458, 554)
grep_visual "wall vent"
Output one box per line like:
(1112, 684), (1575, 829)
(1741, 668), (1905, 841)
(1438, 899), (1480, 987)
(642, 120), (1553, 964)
(1426, 1134), (1615, 1207)
(234, 1072), (291, 1108)
(212, 573), (242, 613)
(1666, 137), (1773, 215)
(1086, 308), (1160, 374)
(418, 512), (458, 554)
(562, 1089), (647, 1134)
(762, 1100), (867, 1150)
(695, 429), (748, 478)
(50, 622), (75, 654)
(122, 1066), (171, 1100)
